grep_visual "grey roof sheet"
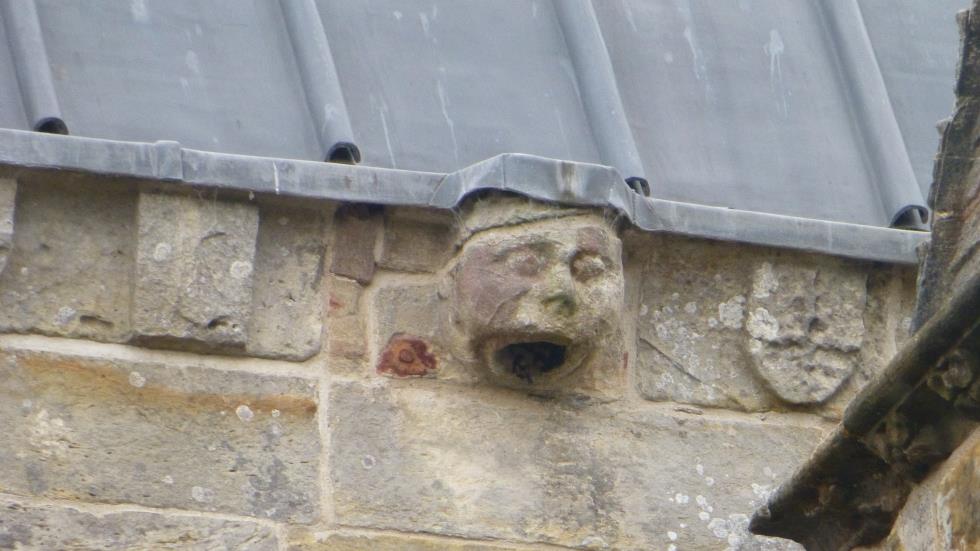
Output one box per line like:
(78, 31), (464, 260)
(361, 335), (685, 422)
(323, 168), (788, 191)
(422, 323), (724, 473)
(0, 0), (967, 228)
(0, 128), (929, 264)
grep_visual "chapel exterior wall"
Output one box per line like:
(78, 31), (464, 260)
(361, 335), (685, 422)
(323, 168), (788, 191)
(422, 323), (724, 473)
(0, 176), (917, 550)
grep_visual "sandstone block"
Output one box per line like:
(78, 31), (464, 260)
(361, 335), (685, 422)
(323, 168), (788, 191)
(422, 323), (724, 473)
(918, 95), (980, 325)
(327, 314), (367, 371)
(326, 275), (363, 318)
(632, 235), (897, 411)
(873, 486), (942, 551)
(633, 237), (775, 411)
(0, 343), (319, 522)
(329, 380), (814, 550)
(330, 205), (380, 284)
(938, 431), (979, 550)
(873, 428), (980, 551)
(949, 181), (980, 301)
(370, 283), (450, 379)
(326, 276), (368, 374)
(0, 178), (14, 276)
(0, 495), (278, 550)
(132, 193), (259, 349)
(373, 283), (443, 343)
(247, 205), (325, 360)
(0, 177), (134, 342)
(379, 208), (456, 273)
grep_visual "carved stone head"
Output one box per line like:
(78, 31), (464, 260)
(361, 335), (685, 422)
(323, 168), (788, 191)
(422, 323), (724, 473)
(447, 207), (625, 391)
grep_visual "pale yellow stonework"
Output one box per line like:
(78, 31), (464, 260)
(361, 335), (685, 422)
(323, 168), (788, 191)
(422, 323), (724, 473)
(0, 181), (919, 549)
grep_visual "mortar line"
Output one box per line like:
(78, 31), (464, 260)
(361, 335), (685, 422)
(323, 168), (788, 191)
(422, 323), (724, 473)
(326, 524), (582, 550)
(0, 491), (283, 529)
(317, 352), (335, 527)
(0, 333), (317, 380)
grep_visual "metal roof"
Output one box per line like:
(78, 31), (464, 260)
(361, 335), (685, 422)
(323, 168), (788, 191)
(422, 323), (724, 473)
(0, 129), (929, 264)
(0, 0), (967, 228)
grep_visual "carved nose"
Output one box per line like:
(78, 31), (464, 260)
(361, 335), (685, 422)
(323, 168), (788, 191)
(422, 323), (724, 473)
(541, 269), (577, 315)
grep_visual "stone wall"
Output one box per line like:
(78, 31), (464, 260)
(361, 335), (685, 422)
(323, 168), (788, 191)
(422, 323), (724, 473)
(916, 3), (980, 330)
(0, 177), (917, 550)
(855, 6), (980, 548)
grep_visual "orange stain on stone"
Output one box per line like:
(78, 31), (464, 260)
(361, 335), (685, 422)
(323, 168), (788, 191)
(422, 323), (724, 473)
(377, 334), (437, 377)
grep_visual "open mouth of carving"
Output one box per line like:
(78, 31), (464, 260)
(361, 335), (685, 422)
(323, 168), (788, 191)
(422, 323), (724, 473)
(491, 338), (570, 384)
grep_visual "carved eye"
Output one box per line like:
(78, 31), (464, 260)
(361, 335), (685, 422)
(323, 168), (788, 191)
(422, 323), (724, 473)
(571, 252), (606, 282)
(505, 247), (547, 277)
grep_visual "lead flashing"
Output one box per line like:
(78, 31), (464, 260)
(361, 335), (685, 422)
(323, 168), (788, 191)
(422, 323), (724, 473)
(0, 128), (927, 264)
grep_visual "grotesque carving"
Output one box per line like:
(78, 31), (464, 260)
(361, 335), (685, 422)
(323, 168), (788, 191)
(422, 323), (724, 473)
(446, 205), (625, 392)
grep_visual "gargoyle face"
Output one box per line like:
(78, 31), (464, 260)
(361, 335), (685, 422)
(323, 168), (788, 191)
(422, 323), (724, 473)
(451, 216), (624, 386)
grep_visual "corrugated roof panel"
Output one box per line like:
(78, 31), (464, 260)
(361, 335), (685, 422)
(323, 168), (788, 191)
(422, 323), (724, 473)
(0, 7), (29, 131)
(595, 0), (918, 226)
(0, 0), (966, 229)
(859, 0), (968, 196)
(34, 0), (323, 160)
(319, 0), (602, 172)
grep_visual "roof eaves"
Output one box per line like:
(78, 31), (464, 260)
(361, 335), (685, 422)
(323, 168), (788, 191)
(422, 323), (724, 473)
(0, 128), (927, 264)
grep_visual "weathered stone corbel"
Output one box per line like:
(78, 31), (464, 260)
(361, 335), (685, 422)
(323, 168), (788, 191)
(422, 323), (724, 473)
(130, 192), (259, 351)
